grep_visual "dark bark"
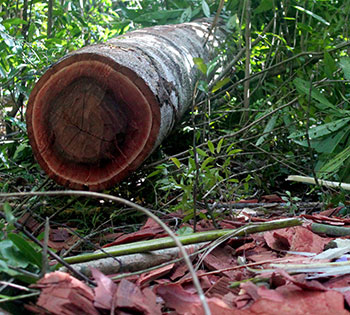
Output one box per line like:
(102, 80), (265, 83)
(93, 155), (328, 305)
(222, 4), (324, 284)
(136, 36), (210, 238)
(26, 19), (226, 190)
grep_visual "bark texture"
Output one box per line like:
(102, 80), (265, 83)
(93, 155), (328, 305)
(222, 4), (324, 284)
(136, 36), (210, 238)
(27, 19), (225, 190)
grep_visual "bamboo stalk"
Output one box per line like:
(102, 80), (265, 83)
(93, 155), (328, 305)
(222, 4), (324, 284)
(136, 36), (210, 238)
(63, 218), (302, 264)
(286, 175), (350, 191)
(311, 223), (350, 236)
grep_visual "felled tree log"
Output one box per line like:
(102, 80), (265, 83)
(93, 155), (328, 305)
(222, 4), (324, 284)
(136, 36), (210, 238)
(27, 19), (225, 190)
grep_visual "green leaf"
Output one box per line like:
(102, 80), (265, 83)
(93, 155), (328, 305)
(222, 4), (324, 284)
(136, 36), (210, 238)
(288, 118), (350, 140)
(294, 128), (348, 153)
(7, 233), (42, 268)
(176, 226), (193, 235)
(206, 58), (219, 76)
(170, 157), (181, 168)
(0, 30), (15, 47)
(339, 57), (350, 80)
(180, 6), (192, 23)
(0, 240), (30, 268)
(13, 143), (31, 161)
(202, 0), (210, 17)
(255, 0), (274, 13)
(3, 18), (28, 26)
(196, 147), (208, 157)
(207, 140), (215, 154)
(293, 78), (335, 110)
(212, 77), (231, 93)
(3, 202), (15, 225)
(217, 138), (224, 154)
(198, 80), (208, 93)
(193, 57), (207, 75)
(324, 51), (336, 79)
(134, 9), (184, 24)
(294, 5), (330, 25)
(228, 149), (242, 156)
(146, 170), (161, 178)
(201, 157), (215, 170)
(256, 114), (278, 146)
(226, 13), (239, 30)
(319, 146), (350, 175)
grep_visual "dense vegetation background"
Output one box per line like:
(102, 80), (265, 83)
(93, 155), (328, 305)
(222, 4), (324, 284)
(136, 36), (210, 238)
(1, 0), (350, 217)
(1, 0), (350, 310)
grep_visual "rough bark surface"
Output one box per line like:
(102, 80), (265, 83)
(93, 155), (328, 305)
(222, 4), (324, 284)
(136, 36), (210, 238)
(27, 19), (225, 190)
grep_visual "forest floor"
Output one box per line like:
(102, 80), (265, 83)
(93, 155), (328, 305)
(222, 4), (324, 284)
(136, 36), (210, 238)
(7, 193), (350, 315)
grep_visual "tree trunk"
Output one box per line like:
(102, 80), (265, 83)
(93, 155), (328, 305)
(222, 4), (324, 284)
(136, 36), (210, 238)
(26, 19), (225, 191)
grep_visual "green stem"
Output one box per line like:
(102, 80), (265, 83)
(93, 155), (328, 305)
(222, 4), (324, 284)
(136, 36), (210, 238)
(64, 218), (302, 264)
(311, 223), (350, 236)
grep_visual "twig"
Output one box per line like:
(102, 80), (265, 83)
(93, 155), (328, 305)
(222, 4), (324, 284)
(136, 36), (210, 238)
(305, 74), (320, 186)
(192, 81), (199, 232)
(250, 143), (308, 176)
(208, 18), (274, 90)
(151, 97), (298, 166)
(219, 41), (350, 100)
(203, 0), (224, 47)
(241, 0), (251, 123)
(40, 217), (49, 277)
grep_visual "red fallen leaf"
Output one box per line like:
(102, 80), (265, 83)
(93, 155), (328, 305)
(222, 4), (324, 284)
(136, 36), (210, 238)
(273, 269), (327, 291)
(196, 219), (216, 231)
(32, 271), (99, 315)
(182, 273), (212, 294)
(323, 274), (350, 307)
(50, 228), (70, 242)
(318, 206), (343, 217)
(261, 194), (283, 203)
(220, 220), (246, 229)
(343, 291), (350, 309)
(202, 246), (237, 279)
(46, 233), (80, 251)
(98, 232), (123, 242)
(137, 263), (174, 288)
(264, 226), (330, 253)
(235, 241), (256, 253)
(171, 260), (191, 281)
(248, 283), (348, 315)
(115, 279), (161, 315)
(204, 298), (237, 315)
(302, 214), (350, 225)
(18, 213), (40, 232)
(240, 282), (260, 301)
(91, 268), (117, 310)
(205, 276), (232, 297)
(103, 227), (163, 248)
(247, 250), (279, 263)
(141, 217), (160, 230)
(156, 283), (200, 313)
(156, 283), (235, 315)
(249, 217), (270, 222)
(324, 274), (350, 289)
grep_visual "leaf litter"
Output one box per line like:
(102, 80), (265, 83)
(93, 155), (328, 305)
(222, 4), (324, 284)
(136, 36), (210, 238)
(25, 196), (350, 314)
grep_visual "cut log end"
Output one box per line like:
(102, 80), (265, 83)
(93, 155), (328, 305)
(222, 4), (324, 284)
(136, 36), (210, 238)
(27, 54), (160, 190)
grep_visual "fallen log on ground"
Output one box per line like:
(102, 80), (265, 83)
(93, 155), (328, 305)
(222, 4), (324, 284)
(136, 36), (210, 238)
(26, 19), (226, 190)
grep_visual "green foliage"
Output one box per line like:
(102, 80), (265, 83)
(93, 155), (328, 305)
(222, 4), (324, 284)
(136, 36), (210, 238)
(0, 203), (45, 284)
(282, 191), (301, 214)
(151, 138), (250, 219)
